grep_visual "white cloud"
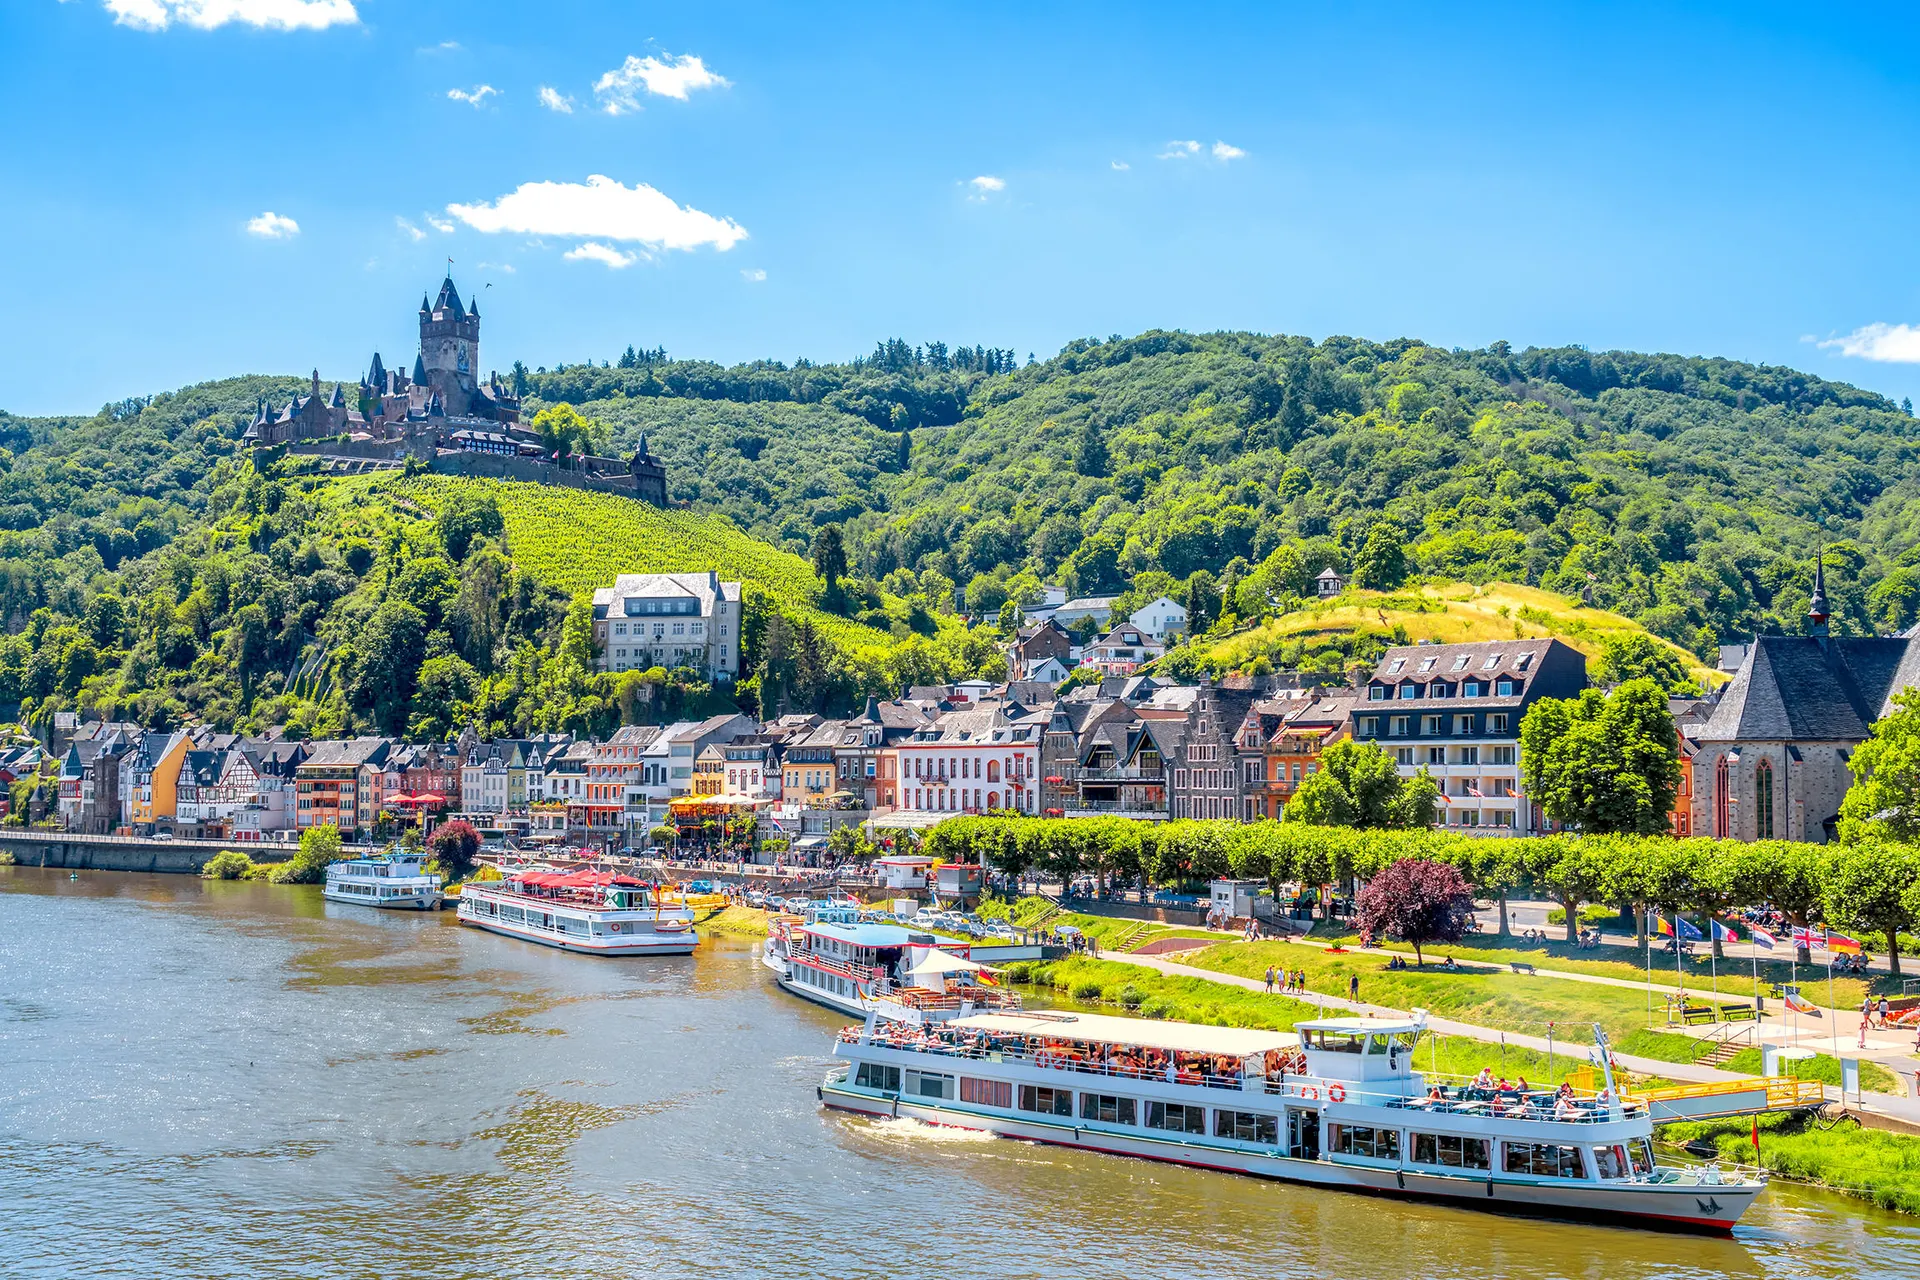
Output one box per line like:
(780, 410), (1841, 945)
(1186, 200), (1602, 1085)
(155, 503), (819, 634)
(1158, 140), (1202, 160)
(970, 175), (1006, 192)
(477, 262), (516, 275)
(1111, 160), (1130, 171)
(446, 174), (748, 252)
(422, 40), (461, 52)
(1818, 323), (1920, 363)
(564, 242), (641, 269)
(101, 0), (357, 31)
(425, 214), (455, 233)
(245, 211), (299, 239)
(447, 85), (498, 107)
(594, 52), (729, 114)
(396, 217), (426, 242)
(741, 268), (766, 282)
(538, 86), (575, 114)
(1211, 140), (1246, 161)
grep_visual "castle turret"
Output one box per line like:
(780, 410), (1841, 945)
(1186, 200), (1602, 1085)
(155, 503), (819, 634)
(419, 274), (480, 415)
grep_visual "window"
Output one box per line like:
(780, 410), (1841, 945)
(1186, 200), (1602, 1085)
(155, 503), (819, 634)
(1395, 747), (1414, 766)
(1144, 1102), (1207, 1134)
(1412, 1133), (1492, 1170)
(1495, 679), (1517, 697)
(1630, 1138), (1655, 1174)
(1592, 1145), (1628, 1179)
(1391, 716), (1410, 736)
(1450, 656), (1470, 672)
(1418, 658), (1435, 672)
(1327, 1124), (1400, 1160)
(1489, 714), (1509, 734)
(1081, 1094), (1137, 1125)
(1369, 686), (1389, 702)
(905, 1069), (955, 1100)
(1174, 768), (1188, 788)
(1215, 1110), (1279, 1145)
(1388, 659), (1406, 674)
(1482, 655), (1502, 670)
(1755, 758), (1775, 839)
(1457, 745), (1479, 765)
(1515, 652), (1534, 670)
(855, 1063), (902, 1091)
(1018, 1085), (1074, 1116)
(1360, 717), (1380, 739)
(1398, 684), (1420, 700)
(1422, 715), (1443, 735)
(1426, 747), (1445, 765)
(961, 1077), (1012, 1108)
(1462, 681), (1482, 698)
(1454, 716), (1474, 736)
(1489, 745), (1515, 765)
(1504, 1142), (1586, 1178)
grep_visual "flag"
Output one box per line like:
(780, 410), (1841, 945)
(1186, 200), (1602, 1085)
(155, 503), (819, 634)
(1674, 916), (1704, 941)
(1827, 932), (1864, 956)
(1467, 782), (1483, 797)
(1750, 925), (1778, 950)
(1784, 992), (1823, 1017)
(1791, 925), (1819, 947)
(1655, 915), (1675, 937)
(1752, 1116), (1760, 1154)
(1711, 918), (1739, 942)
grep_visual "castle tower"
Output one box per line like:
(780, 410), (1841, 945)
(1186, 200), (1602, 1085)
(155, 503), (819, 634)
(419, 276), (480, 416)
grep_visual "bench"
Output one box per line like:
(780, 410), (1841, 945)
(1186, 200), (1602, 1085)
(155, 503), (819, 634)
(1509, 961), (1537, 975)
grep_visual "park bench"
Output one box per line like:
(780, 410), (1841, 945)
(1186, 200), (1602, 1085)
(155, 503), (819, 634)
(1679, 1003), (1756, 1025)
(1509, 961), (1537, 975)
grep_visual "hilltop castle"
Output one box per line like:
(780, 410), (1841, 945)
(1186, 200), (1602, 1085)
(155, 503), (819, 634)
(245, 277), (667, 506)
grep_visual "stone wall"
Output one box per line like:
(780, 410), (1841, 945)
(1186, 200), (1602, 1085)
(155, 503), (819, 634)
(428, 451), (654, 502)
(1688, 740), (1852, 843)
(0, 831), (220, 875)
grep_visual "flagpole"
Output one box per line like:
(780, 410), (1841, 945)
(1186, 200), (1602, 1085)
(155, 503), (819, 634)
(1710, 914), (1719, 1001)
(1645, 909), (1654, 1028)
(1826, 931), (1839, 1061)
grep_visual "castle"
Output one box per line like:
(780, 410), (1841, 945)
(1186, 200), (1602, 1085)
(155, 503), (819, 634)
(245, 277), (668, 506)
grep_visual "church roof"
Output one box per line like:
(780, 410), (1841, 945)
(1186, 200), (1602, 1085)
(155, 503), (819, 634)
(329, 383), (345, 408)
(1694, 636), (1916, 743)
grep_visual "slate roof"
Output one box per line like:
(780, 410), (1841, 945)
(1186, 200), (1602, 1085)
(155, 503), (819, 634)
(1694, 636), (1917, 743)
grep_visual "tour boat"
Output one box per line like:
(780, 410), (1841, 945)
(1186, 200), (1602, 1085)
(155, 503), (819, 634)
(764, 908), (1021, 1022)
(457, 868), (699, 956)
(820, 1012), (1764, 1232)
(323, 855), (443, 910)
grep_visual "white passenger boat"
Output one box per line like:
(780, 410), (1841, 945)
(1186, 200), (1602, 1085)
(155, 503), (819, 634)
(820, 1012), (1764, 1232)
(764, 909), (1020, 1022)
(323, 855), (443, 910)
(457, 868), (698, 956)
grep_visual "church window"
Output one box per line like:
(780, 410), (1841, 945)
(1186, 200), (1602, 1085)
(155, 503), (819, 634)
(1754, 759), (1775, 840)
(1714, 756), (1730, 839)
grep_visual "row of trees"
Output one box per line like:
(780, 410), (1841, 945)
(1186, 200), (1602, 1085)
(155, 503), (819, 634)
(922, 815), (1920, 974)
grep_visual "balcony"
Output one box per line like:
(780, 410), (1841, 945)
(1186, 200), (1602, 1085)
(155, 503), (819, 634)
(1061, 766), (1166, 784)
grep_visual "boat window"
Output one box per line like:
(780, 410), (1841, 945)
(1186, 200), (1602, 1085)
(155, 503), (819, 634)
(1305, 1031), (1364, 1053)
(1411, 1133), (1490, 1170)
(1503, 1142), (1586, 1179)
(1018, 1085), (1073, 1117)
(960, 1077), (1012, 1108)
(1327, 1124), (1400, 1160)
(1364, 1036), (1388, 1056)
(1080, 1094), (1136, 1126)
(1592, 1145), (1629, 1179)
(1144, 1102), (1207, 1135)
(854, 1063), (902, 1092)
(1214, 1110), (1279, 1145)
(1630, 1138), (1655, 1175)
(904, 1070), (955, 1101)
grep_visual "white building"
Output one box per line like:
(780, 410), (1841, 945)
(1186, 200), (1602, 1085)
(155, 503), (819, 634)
(894, 702), (1044, 817)
(591, 571), (743, 680)
(1129, 595), (1188, 640)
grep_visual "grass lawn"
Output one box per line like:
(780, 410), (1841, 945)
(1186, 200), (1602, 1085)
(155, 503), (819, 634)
(980, 894), (1237, 952)
(1612, 1028), (1899, 1093)
(1659, 1112), (1920, 1215)
(1309, 927), (1882, 1009)
(698, 905), (770, 938)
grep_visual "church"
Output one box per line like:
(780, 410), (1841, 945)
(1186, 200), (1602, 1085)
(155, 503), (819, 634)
(243, 276), (521, 446)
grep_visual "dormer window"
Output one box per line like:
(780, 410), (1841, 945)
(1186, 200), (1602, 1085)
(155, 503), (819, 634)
(1515, 652), (1535, 671)
(1418, 658), (1435, 672)
(1496, 678), (1518, 696)
(1388, 659), (1406, 674)
(1482, 655), (1502, 670)
(1369, 684), (1390, 701)
(1450, 656), (1470, 672)
(1398, 684), (1419, 700)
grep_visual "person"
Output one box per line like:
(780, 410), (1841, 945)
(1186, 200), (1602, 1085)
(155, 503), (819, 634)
(1474, 1067), (1495, 1089)
(1348, 973), (1360, 1003)
(1553, 1094), (1576, 1121)
(1516, 1075), (1530, 1093)
(1265, 965), (1275, 994)
(1444, 955), (1458, 970)
(1879, 995), (1891, 1029)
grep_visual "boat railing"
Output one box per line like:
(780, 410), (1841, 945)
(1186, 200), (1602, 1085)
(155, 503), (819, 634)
(841, 1031), (1246, 1091)
(800, 954), (888, 984)
(1378, 1090), (1646, 1124)
(883, 987), (1024, 1012)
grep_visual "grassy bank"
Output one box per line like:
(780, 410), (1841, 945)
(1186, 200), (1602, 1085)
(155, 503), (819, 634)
(1660, 1112), (1920, 1215)
(699, 905), (771, 938)
(979, 894), (1236, 953)
(1007, 957), (1674, 1090)
(1611, 1027), (1899, 1093)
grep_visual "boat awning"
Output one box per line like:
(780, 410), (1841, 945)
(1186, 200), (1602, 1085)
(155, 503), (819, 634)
(515, 870), (644, 888)
(946, 1011), (1297, 1057)
(1293, 1016), (1426, 1036)
(908, 951), (988, 976)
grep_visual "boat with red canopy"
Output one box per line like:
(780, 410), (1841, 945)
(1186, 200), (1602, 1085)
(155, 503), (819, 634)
(456, 866), (700, 956)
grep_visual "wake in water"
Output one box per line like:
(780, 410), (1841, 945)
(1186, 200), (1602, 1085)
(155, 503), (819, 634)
(859, 1117), (999, 1146)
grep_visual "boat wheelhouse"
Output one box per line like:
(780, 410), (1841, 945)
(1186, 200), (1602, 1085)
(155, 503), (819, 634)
(821, 1012), (1763, 1232)
(764, 910), (1021, 1022)
(457, 868), (698, 956)
(323, 855), (442, 910)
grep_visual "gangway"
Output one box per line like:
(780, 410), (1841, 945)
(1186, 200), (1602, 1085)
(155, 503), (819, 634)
(1628, 1076), (1826, 1122)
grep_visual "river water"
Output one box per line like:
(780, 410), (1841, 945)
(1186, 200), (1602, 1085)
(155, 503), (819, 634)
(3, 867), (1915, 1280)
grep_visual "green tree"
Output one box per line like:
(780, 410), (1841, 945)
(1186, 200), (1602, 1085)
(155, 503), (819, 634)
(436, 491), (504, 561)
(1838, 688), (1920, 844)
(1596, 633), (1697, 696)
(1520, 678), (1680, 834)
(1075, 419), (1108, 478)
(1825, 841), (1919, 975)
(529, 402), (607, 458)
(409, 654), (479, 740)
(269, 823), (343, 884)
(1287, 741), (1435, 830)
(347, 600), (428, 735)
(1352, 524), (1407, 591)
(811, 525), (848, 596)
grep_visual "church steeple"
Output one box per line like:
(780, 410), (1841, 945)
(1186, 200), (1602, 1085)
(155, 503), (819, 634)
(1808, 546), (1830, 637)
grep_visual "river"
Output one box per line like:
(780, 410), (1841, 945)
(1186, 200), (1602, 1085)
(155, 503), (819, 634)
(2, 866), (1914, 1279)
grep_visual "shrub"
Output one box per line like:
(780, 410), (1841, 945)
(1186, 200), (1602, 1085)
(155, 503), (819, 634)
(1026, 963), (1055, 988)
(1139, 997), (1173, 1019)
(200, 850), (255, 880)
(428, 819), (481, 879)
(269, 824), (343, 884)
(1001, 961), (1033, 984)
(1070, 979), (1103, 1001)
(1117, 984), (1146, 1010)
(0, 849), (13, 866)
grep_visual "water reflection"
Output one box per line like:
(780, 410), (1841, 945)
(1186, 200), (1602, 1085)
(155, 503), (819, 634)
(3, 866), (1916, 1280)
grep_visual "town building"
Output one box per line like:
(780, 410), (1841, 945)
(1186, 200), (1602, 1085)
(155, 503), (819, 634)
(1352, 638), (1588, 834)
(1128, 595), (1188, 640)
(295, 737), (393, 839)
(1172, 682), (1263, 821)
(893, 700), (1045, 816)
(1314, 567), (1346, 598)
(783, 720), (845, 808)
(1081, 624), (1166, 677)
(591, 572), (743, 681)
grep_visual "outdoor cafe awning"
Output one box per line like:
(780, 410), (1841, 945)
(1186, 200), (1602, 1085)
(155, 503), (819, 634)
(908, 951), (989, 977)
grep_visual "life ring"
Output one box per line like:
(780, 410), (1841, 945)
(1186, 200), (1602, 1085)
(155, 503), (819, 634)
(610, 922), (625, 933)
(1301, 1086), (1319, 1100)
(1329, 1084), (1347, 1103)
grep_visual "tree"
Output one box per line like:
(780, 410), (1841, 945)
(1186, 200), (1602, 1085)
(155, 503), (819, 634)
(811, 525), (848, 596)
(1355, 858), (1476, 964)
(410, 654), (478, 739)
(436, 491), (504, 561)
(269, 823), (342, 884)
(1075, 419), (1108, 478)
(1287, 741), (1436, 830)
(1826, 841), (1919, 975)
(529, 403), (606, 458)
(1838, 688), (1920, 844)
(1520, 679), (1681, 834)
(346, 600), (428, 735)
(1352, 524), (1407, 591)
(1183, 570), (1220, 632)
(1596, 633), (1697, 696)
(995, 600), (1022, 635)
(428, 818), (482, 881)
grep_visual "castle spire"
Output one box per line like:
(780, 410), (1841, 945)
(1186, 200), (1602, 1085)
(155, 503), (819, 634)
(1808, 545), (1830, 636)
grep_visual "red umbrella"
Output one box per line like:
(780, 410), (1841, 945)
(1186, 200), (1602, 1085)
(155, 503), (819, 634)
(388, 793), (419, 805)
(415, 792), (446, 804)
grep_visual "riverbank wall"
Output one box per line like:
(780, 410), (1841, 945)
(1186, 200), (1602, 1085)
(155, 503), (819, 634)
(0, 831), (224, 875)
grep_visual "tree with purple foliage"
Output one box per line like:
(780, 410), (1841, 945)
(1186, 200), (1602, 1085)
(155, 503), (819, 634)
(428, 818), (482, 880)
(1355, 858), (1476, 966)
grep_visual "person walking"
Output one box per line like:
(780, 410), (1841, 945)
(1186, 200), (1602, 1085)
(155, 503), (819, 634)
(1348, 973), (1360, 1005)
(1264, 965), (1275, 994)
(1878, 994), (1891, 1029)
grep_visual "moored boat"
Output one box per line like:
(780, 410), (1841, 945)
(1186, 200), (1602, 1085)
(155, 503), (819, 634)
(764, 908), (1020, 1022)
(323, 855), (443, 910)
(820, 1011), (1764, 1232)
(457, 868), (698, 955)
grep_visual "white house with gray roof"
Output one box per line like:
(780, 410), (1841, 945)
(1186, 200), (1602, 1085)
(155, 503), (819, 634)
(591, 571), (743, 680)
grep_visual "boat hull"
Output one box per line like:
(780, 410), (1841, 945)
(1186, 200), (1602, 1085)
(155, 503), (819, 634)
(323, 887), (440, 910)
(456, 906), (698, 956)
(819, 1084), (1761, 1233)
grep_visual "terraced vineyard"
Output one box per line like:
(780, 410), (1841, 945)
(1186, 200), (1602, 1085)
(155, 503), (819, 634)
(335, 474), (898, 653)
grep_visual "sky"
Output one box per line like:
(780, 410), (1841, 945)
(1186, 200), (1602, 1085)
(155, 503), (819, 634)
(6, 1), (1920, 416)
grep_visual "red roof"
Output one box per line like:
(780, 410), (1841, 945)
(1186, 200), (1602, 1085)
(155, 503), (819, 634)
(514, 870), (645, 889)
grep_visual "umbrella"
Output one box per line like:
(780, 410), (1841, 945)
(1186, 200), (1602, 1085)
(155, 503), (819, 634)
(415, 792), (446, 804)
(388, 793), (418, 805)
(908, 951), (988, 976)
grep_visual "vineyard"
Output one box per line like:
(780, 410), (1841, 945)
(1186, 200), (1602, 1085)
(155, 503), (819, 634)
(328, 473), (899, 654)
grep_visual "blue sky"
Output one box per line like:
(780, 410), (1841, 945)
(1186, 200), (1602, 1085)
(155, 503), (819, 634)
(6, 1), (1920, 415)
